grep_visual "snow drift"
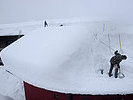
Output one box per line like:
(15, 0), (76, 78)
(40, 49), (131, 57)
(1, 21), (133, 94)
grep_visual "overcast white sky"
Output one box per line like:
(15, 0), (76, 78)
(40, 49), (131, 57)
(0, 0), (133, 24)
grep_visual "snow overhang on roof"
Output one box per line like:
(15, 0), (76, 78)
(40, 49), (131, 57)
(1, 23), (133, 95)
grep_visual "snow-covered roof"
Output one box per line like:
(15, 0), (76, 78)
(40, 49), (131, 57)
(0, 21), (42, 36)
(0, 94), (13, 100)
(1, 21), (133, 95)
(0, 18), (110, 36)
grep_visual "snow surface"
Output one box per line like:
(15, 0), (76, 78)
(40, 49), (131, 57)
(0, 66), (25, 100)
(0, 21), (42, 36)
(0, 93), (13, 100)
(1, 20), (133, 95)
(0, 18), (108, 36)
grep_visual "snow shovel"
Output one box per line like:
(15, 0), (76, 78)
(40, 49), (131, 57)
(118, 68), (125, 79)
(114, 66), (125, 79)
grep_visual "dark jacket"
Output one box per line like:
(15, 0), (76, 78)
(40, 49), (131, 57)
(110, 51), (127, 65)
(110, 55), (122, 65)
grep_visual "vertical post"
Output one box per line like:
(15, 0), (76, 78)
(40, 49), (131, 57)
(18, 30), (22, 39)
(103, 24), (105, 32)
(119, 34), (123, 53)
(119, 34), (122, 50)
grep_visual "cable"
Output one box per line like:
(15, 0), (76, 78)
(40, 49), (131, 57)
(108, 34), (114, 55)
(93, 33), (115, 52)
(95, 33), (133, 64)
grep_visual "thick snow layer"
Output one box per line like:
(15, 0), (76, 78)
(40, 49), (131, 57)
(0, 67), (25, 100)
(1, 22), (133, 94)
(0, 18), (108, 36)
(0, 94), (13, 100)
(0, 21), (42, 36)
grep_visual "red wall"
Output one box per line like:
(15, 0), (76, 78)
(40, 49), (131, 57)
(24, 82), (133, 100)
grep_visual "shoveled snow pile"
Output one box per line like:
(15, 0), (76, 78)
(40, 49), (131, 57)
(1, 21), (133, 94)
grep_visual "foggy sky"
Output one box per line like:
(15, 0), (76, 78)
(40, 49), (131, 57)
(0, 0), (133, 24)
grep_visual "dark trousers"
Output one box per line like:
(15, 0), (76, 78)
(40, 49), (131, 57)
(109, 63), (120, 77)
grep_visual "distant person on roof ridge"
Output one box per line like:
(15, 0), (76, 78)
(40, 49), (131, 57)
(108, 50), (127, 78)
(44, 20), (48, 27)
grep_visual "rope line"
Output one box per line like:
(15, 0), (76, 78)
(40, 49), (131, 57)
(93, 32), (133, 64)
(108, 34), (113, 55)
(93, 33), (115, 52)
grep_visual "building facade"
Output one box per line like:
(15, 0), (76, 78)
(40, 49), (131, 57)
(24, 82), (133, 100)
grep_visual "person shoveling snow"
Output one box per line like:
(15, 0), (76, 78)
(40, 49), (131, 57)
(108, 50), (127, 78)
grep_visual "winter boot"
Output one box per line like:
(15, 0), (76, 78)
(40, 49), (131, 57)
(108, 73), (113, 77)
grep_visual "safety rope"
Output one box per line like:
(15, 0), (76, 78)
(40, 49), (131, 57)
(108, 34), (114, 55)
(93, 33), (115, 53)
(93, 32), (133, 64)
(119, 34), (124, 54)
